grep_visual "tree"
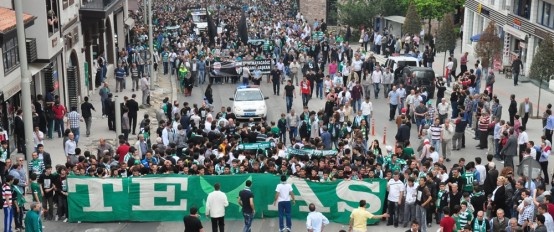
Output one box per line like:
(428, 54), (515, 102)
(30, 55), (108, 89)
(409, 0), (465, 34)
(436, 14), (457, 74)
(529, 36), (554, 81)
(435, 14), (457, 54)
(337, 0), (377, 29)
(403, 3), (422, 36)
(474, 21), (502, 70)
(529, 36), (554, 116)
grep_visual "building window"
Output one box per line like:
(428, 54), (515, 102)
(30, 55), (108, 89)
(539, 1), (554, 28)
(46, 0), (59, 35)
(3, 37), (19, 75)
(513, 0), (532, 19)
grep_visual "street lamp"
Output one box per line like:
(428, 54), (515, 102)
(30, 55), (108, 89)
(148, 0), (155, 90)
(15, 0), (35, 160)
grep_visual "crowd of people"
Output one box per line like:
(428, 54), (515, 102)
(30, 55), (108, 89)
(2, 0), (554, 231)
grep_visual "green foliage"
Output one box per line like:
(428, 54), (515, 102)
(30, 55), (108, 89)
(435, 14), (457, 53)
(403, 3), (422, 36)
(380, 0), (408, 16)
(402, 0), (465, 20)
(337, 0), (376, 29)
(529, 36), (554, 81)
(474, 22), (502, 68)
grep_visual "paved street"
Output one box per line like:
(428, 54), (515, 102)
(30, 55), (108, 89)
(3, 40), (554, 231)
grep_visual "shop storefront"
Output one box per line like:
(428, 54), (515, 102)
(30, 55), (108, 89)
(0, 78), (21, 154)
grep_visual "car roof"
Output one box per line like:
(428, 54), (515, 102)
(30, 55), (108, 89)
(404, 67), (434, 71)
(387, 56), (418, 61)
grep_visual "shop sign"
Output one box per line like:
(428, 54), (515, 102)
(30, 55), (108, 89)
(513, 18), (522, 30)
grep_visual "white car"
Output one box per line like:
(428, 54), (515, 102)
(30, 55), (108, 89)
(229, 86), (269, 120)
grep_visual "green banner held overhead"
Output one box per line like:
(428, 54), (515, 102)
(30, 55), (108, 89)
(237, 142), (272, 150)
(286, 148), (338, 157)
(67, 175), (386, 224)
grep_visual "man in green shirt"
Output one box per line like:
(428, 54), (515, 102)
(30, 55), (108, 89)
(29, 152), (45, 176)
(25, 202), (43, 232)
(30, 173), (43, 203)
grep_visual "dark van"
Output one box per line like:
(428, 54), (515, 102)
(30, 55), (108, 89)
(402, 67), (436, 99)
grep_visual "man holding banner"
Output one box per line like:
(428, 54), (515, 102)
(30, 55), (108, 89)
(238, 180), (255, 232)
(349, 200), (389, 232)
(205, 183), (228, 232)
(274, 175), (296, 232)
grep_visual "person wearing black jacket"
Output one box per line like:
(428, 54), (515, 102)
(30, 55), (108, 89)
(104, 93), (115, 131)
(508, 94), (517, 126)
(80, 96), (96, 137)
(53, 167), (69, 221)
(436, 182), (449, 224)
(37, 144), (52, 167)
(126, 94), (140, 135)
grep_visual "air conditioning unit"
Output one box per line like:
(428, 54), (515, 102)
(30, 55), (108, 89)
(67, 66), (79, 109)
(26, 38), (37, 63)
(43, 67), (54, 92)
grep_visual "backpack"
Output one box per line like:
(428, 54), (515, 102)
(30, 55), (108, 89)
(168, 128), (177, 144)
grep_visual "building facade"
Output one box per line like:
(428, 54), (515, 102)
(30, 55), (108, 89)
(0, 0), (131, 154)
(463, 0), (554, 76)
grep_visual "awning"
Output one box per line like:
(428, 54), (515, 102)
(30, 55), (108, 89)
(125, 18), (135, 28)
(384, 16), (406, 24)
(28, 63), (49, 76)
(471, 34), (481, 42)
(503, 25), (527, 40)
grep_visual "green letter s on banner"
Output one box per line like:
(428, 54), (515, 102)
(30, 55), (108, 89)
(68, 175), (386, 224)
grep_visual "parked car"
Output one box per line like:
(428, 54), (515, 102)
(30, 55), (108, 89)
(383, 56), (419, 84)
(402, 66), (437, 99)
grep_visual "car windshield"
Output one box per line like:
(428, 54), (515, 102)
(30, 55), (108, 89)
(235, 90), (263, 101)
(414, 71), (434, 84)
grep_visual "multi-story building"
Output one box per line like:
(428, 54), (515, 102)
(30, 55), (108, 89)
(0, 0), (131, 153)
(463, 0), (554, 76)
(0, 5), (36, 150)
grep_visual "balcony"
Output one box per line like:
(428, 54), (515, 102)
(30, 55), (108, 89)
(80, 0), (123, 18)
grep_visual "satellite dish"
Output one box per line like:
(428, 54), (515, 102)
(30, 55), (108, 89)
(517, 156), (543, 180)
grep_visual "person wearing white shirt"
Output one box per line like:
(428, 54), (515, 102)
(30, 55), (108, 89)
(306, 203), (329, 232)
(65, 133), (77, 164)
(429, 146), (439, 163)
(360, 97), (373, 125)
(475, 157), (487, 185)
(33, 127), (44, 149)
(371, 67), (383, 99)
(161, 122), (174, 146)
(387, 171), (405, 227)
(518, 128), (529, 161)
(274, 175), (295, 232)
(403, 178), (418, 227)
(436, 98), (451, 124)
(537, 203), (554, 232)
(396, 85), (407, 115)
(352, 56), (363, 78)
(206, 183), (229, 232)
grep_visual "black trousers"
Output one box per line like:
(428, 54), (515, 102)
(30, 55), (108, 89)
(211, 216), (225, 232)
(273, 82), (280, 95)
(108, 114), (115, 130)
(129, 114), (138, 134)
(522, 112), (529, 129)
(541, 161), (549, 183)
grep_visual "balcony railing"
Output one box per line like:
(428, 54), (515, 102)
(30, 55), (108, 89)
(81, 0), (115, 10)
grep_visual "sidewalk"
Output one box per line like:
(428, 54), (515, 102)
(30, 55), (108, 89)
(31, 69), (177, 166)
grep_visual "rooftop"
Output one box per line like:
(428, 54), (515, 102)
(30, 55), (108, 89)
(0, 7), (35, 34)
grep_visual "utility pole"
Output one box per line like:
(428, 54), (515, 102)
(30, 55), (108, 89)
(115, 95), (122, 137)
(143, 0), (147, 25)
(148, 0), (156, 90)
(15, 0), (35, 160)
